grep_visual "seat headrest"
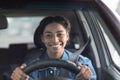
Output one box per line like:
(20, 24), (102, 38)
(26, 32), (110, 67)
(0, 15), (8, 29)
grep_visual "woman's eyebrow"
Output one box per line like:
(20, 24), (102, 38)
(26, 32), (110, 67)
(57, 30), (65, 33)
(44, 30), (53, 34)
(44, 31), (51, 34)
(44, 30), (65, 34)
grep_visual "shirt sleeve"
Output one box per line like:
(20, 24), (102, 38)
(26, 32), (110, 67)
(28, 77), (34, 80)
(76, 55), (97, 80)
(27, 71), (39, 80)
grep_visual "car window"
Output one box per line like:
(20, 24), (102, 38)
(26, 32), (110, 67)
(0, 16), (44, 48)
(97, 18), (120, 68)
(102, 0), (120, 21)
(100, 25), (120, 67)
(116, 1), (120, 16)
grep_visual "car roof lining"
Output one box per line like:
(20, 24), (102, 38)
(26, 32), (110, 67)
(0, 0), (95, 9)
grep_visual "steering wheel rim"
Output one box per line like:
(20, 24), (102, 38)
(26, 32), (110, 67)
(23, 59), (80, 80)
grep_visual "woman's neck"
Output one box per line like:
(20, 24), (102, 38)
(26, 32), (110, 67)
(47, 50), (64, 59)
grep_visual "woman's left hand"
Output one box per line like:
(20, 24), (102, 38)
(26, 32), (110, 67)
(76, 62), (92, 80)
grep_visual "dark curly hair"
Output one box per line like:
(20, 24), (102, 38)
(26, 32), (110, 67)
(34, 16), (71, 49)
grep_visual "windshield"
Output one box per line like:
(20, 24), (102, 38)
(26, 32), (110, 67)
(0, 16), (44, 48)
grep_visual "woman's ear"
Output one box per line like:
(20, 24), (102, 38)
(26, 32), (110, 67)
(41, 35), (44, 43)
(67, 32), (69, 41)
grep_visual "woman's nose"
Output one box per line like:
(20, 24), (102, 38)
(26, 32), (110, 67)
(52, 35), (59, 42)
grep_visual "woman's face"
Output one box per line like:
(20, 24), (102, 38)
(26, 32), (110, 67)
(41, 22), (69, 55)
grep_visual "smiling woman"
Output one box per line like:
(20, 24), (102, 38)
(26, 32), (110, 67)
(0, 0), (120, 80)
(10, 15), (96, 80)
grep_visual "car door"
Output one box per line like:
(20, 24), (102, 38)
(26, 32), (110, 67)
(75, 1), (120, 80)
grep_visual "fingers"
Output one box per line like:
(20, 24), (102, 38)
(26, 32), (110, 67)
(20, 64), (27, 69)
(11, 64), (27, 80)
(76, 62), (92, 80)
(76, 62), (82, 68)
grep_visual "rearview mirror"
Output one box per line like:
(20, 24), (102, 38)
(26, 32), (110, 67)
(0, 15), (8, 29)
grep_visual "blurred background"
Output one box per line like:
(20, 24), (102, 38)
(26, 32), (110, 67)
(102, 0), (120, 21)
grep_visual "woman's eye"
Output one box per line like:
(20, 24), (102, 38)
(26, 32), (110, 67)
(45, 34), (52, 38)
(58, 33), (64, 37)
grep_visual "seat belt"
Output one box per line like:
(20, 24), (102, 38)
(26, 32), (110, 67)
(69, 36), (91, 62)
(59, 36), (91, 76)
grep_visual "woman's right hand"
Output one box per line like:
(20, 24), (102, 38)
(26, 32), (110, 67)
(11, 64), (28, 80)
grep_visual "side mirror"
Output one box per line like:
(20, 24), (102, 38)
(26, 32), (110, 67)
(0, 15), (8, 29)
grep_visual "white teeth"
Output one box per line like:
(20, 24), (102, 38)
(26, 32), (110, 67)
(52, 44), (60, 47)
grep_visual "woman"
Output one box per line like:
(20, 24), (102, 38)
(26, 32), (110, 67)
(11, 16), (96, 80)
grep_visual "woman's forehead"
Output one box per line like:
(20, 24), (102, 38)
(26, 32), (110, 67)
(44, 23), (66, 31)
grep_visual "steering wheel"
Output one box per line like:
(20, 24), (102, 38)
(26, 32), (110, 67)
(23, 59), (80, 80)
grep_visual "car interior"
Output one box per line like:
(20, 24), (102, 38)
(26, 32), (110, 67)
(0, 10), (95, 80)
(0, 1), (120, 80)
